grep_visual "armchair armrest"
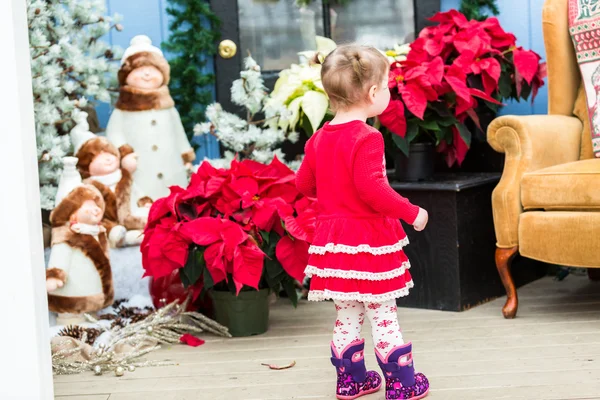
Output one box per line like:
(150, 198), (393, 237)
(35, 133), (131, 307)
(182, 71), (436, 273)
(487, 114), (582, 248)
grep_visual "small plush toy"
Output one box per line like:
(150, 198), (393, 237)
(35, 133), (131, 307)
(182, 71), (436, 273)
(70, 119), (151, 248)
(46, 157), (114, 325)
(106, 35), (195, 201)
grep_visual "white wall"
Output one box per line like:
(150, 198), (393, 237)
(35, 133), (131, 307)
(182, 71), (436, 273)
(0, 1), (54, 398)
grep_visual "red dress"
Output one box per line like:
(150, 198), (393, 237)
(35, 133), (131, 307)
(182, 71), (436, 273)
(296, 120), (419, 303)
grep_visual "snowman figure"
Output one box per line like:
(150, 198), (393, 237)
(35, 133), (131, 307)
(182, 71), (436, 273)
(106, 35), (195, 200)
(46, 157), (114, 325)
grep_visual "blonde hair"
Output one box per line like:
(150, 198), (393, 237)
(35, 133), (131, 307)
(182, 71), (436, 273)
(321, 44), (389, 111)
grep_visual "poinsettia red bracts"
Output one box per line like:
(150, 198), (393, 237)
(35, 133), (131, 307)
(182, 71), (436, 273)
(379, 10), (546, 167)
(142, 156), (316, 300)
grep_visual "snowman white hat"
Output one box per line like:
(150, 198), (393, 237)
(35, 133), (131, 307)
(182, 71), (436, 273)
(54, 157), (84, 208)
(51, 157), (105, 225)
(121, 35), (164, 65)
(70, 117), (96, 155)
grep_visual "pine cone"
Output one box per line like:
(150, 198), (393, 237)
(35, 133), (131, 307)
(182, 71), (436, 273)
(82, 328), (101, 346)
(130, 312), (151, 324)
(111, 318), (126, 329)
(58, 325), (85, 340)
(97, 313), (117, 321)
(113, 299), (127, 308)
(117, 305), (146, 320)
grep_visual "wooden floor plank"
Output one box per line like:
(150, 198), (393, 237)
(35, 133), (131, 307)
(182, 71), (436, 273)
(53, 276), (600, 399)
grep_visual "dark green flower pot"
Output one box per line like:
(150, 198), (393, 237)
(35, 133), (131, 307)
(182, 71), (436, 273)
(210, 289), (270, 337)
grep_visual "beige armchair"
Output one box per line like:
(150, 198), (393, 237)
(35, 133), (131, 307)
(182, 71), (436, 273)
(487, 0), (600, 318)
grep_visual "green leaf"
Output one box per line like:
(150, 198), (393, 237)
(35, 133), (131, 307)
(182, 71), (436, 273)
(265, 259), (285, 288)
(417, 120), (440, 131)
(282, 277), (299, 307)
(434, 129), (446, 145)
(455, 122), (472, 147)
(520, 82), (533, 101)
(498, 73), (513, 100)
(391, 134), (409, 157)
(429, 101), (452, 118)
(302, 91), (329, 132)
(287, 97), (303, 131)
(405, 123), (419, 142)
(300, 114), (314, 136)
(180, 248), (205, 288)
(203, 263), (214, 291)
(260, 230), (270, 245)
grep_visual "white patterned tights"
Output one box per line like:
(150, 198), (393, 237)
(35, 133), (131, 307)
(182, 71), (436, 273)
(332, 300), (404, 357)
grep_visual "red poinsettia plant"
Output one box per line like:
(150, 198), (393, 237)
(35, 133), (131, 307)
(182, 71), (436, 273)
(141, 157), (317, 307)
(379, 10), (547, 167)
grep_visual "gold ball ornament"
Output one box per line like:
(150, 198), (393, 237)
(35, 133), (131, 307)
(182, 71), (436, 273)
(127, 365), (136, 372)
(93, 366), (102, 376)
(115, 366), (125, 377)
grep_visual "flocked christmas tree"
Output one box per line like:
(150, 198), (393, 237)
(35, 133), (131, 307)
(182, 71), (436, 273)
(194, 56), (300, 169)
(28, 0), (122, 209)
(162, 0), (221, 140)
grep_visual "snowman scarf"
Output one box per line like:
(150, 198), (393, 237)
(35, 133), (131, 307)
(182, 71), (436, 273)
(115, 85), (175, 112)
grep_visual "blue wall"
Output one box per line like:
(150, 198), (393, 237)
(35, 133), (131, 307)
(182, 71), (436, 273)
(441, 0), (548, 116)
(98, 0), (219, 161)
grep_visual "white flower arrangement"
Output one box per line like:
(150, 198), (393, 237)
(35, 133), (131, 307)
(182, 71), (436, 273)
(194, 57), (298, 169)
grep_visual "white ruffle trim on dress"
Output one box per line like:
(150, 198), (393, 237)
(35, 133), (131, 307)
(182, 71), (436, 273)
(308, 237), (409, 256)
(307, 280), (414, 303)
(304, 262), (411, 281)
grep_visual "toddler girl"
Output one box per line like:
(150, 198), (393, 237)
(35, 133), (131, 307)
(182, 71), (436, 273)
(296, 44), (430, 400)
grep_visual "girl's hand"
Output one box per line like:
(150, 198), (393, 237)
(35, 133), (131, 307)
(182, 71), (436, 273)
(413, 208), (428, 231)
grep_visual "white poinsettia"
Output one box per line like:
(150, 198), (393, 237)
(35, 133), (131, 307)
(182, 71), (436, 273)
(264, 62), (329, 135)
(196, 56), (300, 169)
(385, 43), (411, 63)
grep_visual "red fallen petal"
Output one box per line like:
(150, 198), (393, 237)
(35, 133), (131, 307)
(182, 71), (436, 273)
(400, 83), (428, 119)
(379, 99), (407, 137)
(179, 333), (205, 347)
(276, 236), (309, 283)
(513, 48), (541, 84)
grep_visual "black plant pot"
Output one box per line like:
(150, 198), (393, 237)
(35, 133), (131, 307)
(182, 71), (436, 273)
(394, 142), (436, 182)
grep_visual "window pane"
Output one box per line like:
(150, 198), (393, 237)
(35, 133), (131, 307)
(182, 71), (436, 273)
(330, 0), (415, 49)
(238, 0), (324, 71)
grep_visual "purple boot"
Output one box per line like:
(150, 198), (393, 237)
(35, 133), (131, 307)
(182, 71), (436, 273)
(376, 342), (429, 400)
(330, 339), (382, 400)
